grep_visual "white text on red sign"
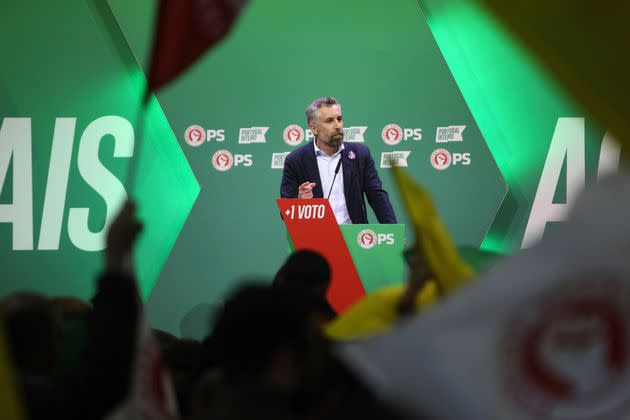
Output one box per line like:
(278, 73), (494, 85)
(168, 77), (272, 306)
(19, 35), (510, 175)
(285, 204), (326, 220)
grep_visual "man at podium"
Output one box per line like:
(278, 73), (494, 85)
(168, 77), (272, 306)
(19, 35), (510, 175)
(280, 97), (396, 224)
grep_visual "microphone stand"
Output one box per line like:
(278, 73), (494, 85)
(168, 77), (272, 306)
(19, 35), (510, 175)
(327, 157), (343, 199)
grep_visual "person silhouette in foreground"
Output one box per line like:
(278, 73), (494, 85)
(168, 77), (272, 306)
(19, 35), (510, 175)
(273, 249), (337, 324)
(2, 201), (142, 420)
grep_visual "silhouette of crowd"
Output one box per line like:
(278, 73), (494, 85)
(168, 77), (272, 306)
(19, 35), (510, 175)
(1, 202), (408, 420)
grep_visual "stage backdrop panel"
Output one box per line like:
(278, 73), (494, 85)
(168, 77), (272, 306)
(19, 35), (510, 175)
(108, 0), (506, 336)
(417, 0), (617, 252)
(7, 0), (614, 339)
(0, 1), (198, 300)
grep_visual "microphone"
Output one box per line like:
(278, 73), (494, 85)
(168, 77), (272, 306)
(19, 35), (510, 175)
(327, 157), (343, 199)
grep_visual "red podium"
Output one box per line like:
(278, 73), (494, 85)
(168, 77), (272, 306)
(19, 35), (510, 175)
(276, 198), (365, 313)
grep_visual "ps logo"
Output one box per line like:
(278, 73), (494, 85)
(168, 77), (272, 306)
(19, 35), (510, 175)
(382, 123), (422, 146)
(357, 229), (395, 249)
(185, 125), (225, 145)
(212, 150), (253, 171)
(234, 154), (253, 167)
(185, 125), (205, 146)
(377, 233), (395, 245)
(430, 149), (471, 170)
(453, 152), (471, 165)
(358, 229), (376, 249)
(207, 129), (225, 142)
(283, 125), (305, 146)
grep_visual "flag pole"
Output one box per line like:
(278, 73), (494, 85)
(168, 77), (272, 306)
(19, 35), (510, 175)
(125, 87), (150, 194)
(126, 0), (162, 195)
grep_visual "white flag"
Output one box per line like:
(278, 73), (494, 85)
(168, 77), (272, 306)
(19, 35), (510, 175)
(338, 171), (630, 420)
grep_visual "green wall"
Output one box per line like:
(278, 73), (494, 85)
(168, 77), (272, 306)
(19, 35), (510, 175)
(2, 0), (611, 339)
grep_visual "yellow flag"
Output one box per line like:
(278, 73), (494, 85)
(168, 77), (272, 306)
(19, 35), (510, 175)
(325, 165), (479, 341)
(0, 316), (25, 420)
(325, 282), (440, 340)
(391, 165), (475, 294)
(481, 1), (630, 152)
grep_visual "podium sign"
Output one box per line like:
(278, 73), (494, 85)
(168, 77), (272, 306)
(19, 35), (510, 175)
(277, 198), (405, 313)
(340, 224), (405, 294)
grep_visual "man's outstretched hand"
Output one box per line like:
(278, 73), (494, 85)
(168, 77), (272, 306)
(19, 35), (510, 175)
(105, 200), (143, 273)
(298, 181), (316, 199)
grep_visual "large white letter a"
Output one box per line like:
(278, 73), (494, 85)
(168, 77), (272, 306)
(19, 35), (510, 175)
(522, 118), (585, 248)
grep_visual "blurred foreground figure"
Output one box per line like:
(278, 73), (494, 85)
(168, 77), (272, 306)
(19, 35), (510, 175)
(1, 202), (142, 420)
(274, 250), (331, 299)
(189, 284), (404, 419)
(192, 284), (329, 418)
(273, 249), (336, 324)
(339, 171), (630, 419)
(2, 293), (61, 379)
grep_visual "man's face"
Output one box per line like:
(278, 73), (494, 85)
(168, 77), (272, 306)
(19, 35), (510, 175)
(310, 104), (344, 149)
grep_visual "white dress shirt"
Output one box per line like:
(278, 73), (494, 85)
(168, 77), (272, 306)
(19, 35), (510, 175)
(314, 142), (352, 224)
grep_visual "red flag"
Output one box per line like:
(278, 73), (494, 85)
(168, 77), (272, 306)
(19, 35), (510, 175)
(147, 0), (247, 91)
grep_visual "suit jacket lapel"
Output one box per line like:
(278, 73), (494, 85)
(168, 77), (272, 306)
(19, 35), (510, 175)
(342, 145), (353, 200)
(305, 142), (324, 198)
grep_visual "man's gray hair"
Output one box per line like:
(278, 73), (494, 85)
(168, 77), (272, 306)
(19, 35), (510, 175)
(306, 97), (340, 124)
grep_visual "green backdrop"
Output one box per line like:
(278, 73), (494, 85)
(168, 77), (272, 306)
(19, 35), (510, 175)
(1, 0), (614, 338)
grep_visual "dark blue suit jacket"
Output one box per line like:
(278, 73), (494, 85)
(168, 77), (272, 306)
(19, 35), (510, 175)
(280, 142), (396, 224)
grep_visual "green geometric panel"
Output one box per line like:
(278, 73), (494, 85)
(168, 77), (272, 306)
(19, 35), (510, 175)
(131, 94), (200, 299)
(0, 0), (198, 300)
(417, 0), (609, 253)
(341, 224), (406, 294)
